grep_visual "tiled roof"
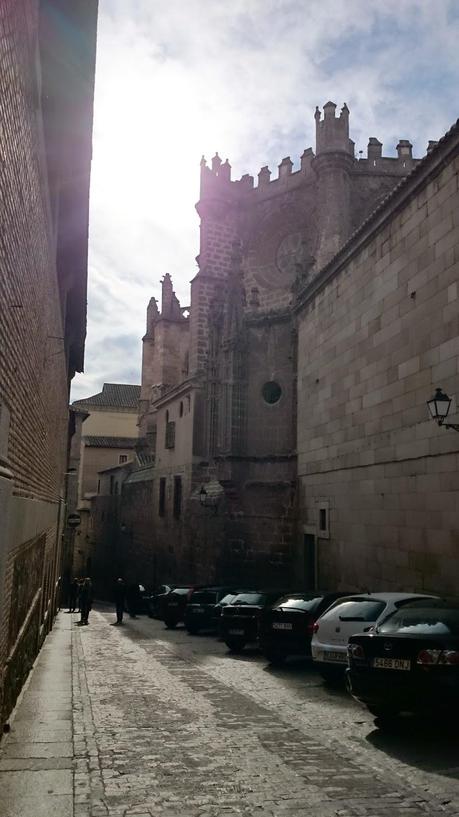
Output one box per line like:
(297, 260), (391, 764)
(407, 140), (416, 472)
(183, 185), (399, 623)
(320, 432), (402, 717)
(73, 383), (141, 410)
(84, 436), (138, 449)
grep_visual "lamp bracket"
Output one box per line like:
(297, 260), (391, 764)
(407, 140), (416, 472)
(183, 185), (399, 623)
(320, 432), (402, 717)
(439, 421), (459, 432)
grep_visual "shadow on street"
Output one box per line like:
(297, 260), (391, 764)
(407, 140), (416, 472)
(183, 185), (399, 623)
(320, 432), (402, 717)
(367, 716), (459, 778)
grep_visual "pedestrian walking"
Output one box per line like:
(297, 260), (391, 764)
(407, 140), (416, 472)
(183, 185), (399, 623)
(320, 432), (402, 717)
(68, 578), (78, 613)
(78, 577), (93, 625)
(113, 578), (126, 625)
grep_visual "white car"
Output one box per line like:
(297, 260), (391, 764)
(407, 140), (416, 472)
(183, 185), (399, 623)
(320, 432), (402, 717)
(311, 593), (438, 681)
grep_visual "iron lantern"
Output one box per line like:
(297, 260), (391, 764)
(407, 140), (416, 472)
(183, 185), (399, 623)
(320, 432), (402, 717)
(427, 388), (459, 431)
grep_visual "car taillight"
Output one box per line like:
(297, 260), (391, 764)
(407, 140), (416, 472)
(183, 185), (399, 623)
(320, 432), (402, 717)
(313, 622), (319, 633)
(417, 649), (459, 666)
(417, 649), (442, 665)
(440, 650), (459, 665)
(306, 621), (315, 635)
(348, 643), (365, 659)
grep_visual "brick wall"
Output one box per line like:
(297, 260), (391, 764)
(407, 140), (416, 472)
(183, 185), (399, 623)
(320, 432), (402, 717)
(0, 1), (69, 503)
(296, 137), (459, 593)
(0, 0), (96, 726)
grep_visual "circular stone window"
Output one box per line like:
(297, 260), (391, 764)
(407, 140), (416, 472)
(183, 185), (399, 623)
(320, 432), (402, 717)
(262, 381), (282, 405)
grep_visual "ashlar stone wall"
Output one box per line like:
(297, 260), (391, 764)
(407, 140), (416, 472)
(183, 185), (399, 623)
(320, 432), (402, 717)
(296, 137), (459, 594)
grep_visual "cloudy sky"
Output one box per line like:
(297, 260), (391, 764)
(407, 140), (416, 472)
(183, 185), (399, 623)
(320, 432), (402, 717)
(71, 0), (459, 400)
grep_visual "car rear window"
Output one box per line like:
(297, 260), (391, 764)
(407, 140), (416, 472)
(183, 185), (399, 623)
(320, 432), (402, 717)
(320, 598), (385, 623)
(171, 588), (191, 596)
(275, 595), (323, 612)
(190, 591), (218, 604)
(232, 593), (265, 605)
(379, 606), (459, 636)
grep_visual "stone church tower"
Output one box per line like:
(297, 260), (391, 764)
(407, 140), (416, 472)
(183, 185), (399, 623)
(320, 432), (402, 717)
(139, 102), (419, 586)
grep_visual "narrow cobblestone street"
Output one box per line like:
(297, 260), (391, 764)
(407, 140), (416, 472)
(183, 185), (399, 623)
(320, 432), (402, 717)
(2, 610), (459, 817)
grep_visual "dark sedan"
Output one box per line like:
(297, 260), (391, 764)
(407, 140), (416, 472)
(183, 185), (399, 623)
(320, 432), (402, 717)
(221, 591), (285, 652)
(163, 587), (196, 628)
(185, 587), (236, 634)
(145, 584), (175, 618)
(259, 591), (353, 665)
(347, 598), (459, 722)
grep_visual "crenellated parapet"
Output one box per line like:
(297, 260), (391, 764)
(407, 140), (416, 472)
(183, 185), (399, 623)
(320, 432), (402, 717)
(199, 102), (421, 215)
(315, 101), (354, 156)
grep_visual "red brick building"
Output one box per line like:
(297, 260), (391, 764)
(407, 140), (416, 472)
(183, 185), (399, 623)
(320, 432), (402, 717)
(0, 0), (97, 726)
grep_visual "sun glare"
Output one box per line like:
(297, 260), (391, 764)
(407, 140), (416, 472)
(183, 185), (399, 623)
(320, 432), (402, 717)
(92, 57), (226, 230)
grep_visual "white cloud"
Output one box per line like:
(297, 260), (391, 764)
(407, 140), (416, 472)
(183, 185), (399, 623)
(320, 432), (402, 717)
(72, 0), (459, 400)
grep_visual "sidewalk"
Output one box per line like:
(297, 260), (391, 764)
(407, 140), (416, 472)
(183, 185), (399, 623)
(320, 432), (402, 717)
(0, 613), (74, 817)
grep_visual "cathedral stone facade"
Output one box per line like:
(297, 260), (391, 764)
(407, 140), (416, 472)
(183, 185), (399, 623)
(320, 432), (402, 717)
(129, 101), (459, 593)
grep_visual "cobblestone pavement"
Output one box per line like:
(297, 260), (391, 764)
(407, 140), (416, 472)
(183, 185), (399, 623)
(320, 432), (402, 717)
(69, 607), (459, 817)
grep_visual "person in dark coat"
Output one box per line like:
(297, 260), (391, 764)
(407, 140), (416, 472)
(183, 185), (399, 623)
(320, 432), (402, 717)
(68, 579), (78, 613)
(113, 578), (126, 625)
(78, 578), (93, 625)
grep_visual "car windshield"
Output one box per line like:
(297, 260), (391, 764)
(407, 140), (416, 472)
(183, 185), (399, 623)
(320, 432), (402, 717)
(379, 605), (459, 636)
(320, 598), (385, 623)
(218, 594), (237, 606)
(190, 591), (218, 604)
(232, 593), (265, 606)
(275, 594), (323, 611)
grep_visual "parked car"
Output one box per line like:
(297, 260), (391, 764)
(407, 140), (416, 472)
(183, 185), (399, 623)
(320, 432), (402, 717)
(185, 587), (236, 634)
(221, 590), (286, 652)
(259, 591), (354, 665)
(347, 598), (459, 722)
(311, 592), (438, 681)
(211, 592), (246, 636)
(145, 584), (175, 619)
(163, 587), (196, 628)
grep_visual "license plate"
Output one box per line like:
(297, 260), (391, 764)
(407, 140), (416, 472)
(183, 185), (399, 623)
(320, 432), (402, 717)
(272, 622), (292, 630)
(229, 628), (244, 635)
(322, 650), (347, 663)
(373, 657), (411, 671)
(195, 607), (204, 614)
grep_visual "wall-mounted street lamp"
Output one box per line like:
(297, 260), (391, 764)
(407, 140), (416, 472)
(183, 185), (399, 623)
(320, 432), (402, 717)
(427, 388), (459, 432)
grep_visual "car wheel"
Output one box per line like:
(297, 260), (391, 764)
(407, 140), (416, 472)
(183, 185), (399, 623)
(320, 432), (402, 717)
(164, 619), (177, 629)
(266, 651), (286, 666)
(225, 639), (245, 653)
